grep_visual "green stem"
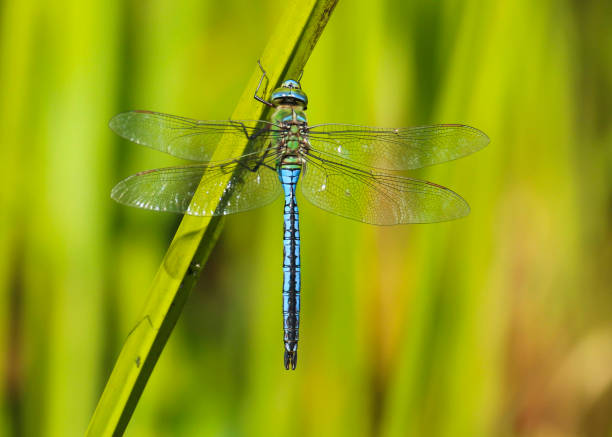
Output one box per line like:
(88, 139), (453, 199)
(86, 1), (338, 435)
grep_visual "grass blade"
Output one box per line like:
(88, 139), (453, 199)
(86, 1), (338, 435)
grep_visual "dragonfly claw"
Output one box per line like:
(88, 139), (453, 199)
(284, 344), (298, 370)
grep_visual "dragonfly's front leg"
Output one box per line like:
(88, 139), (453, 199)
(253, 60), (274, 107)
(228, 120), (271, 143)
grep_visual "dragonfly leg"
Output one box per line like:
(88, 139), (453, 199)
(251, 145), (277, 171)
(228, 120), (271, 143)
(254, 60), (274, 107)
(226, 146), (277, 175)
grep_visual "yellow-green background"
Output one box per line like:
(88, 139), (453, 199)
(1, 0), (611, 436)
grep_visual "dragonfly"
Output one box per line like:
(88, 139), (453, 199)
(110, 63), (489, 370)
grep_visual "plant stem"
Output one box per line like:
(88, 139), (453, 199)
(86, 1), (338, 435)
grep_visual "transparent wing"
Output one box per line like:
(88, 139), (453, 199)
(109, 111), (282, 161)
(301, 155), (469, 225)
(306, 123), (489, 170)
(111, 153), (281, 216)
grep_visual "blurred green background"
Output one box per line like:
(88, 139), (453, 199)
(2, 0), (612, 436)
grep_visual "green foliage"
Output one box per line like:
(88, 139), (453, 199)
(1, 0), (612, 436)
(86, 1), (338, 435)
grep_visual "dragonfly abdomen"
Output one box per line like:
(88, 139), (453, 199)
(279, 166), (301, 370)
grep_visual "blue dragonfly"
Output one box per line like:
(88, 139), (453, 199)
(110, 65), (489, 369)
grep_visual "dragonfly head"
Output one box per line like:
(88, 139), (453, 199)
(271, 79), (308, 109)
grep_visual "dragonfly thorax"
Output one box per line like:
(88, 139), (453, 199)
(270, 107), (310, 168)
(278, 122), (309, 164)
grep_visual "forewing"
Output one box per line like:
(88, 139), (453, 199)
(110, 111), (281, 161)
(111, 154), (281, 216)
(306, 123), (489, 170)
(301, 155), (470, 225)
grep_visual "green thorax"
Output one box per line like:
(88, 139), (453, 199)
(271, 107), (307, 168)
(268, 79), (309, 170)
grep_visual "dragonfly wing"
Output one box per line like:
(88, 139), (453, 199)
(301, 155), (469, 225)
(111, 154), (281, 216)
(110, 111), (280, 161)
(306, 123), (489, 170)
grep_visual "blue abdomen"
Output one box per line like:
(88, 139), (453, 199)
(279, 167), (301, 370)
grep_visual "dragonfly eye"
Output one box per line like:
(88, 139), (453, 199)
(270, 88), (308, 108)
(270, 79), (308, 108)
